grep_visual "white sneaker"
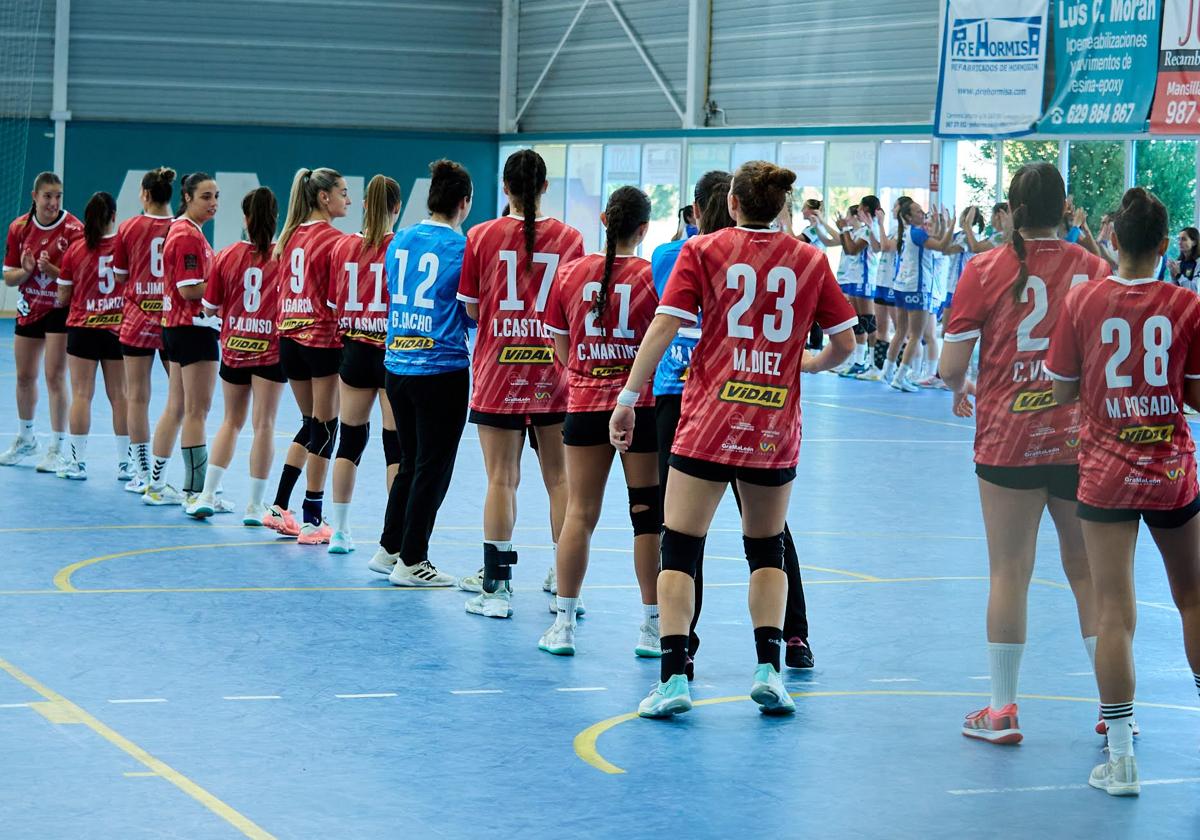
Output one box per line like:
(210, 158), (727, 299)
(465, 583), (513, 619)
(185, 494), (216, 519)
(367, 546), (399, 575)
(543, 565), (557, 594)
(389, 560), (454, 587)
(181, 492), (200, 511)
(36, 445), (65, 473)
(328, 530), (356, 555)
(1089, 755), (1140, 796)
(243, 502), (270, 526)
(855, 366), (883, 382)
(125, 475), (149, 494)
(0, 436), (39, 466)
(890, 372), (919, 393)
(635, 619), (662, 658)
(457, 568), (484, 593)
(57, 460), (87, 481)
(211, 495), (235, 514)
(143, 484), (184, 506)
(538, 621), (576, 656)
(548, 596), (586, 617)
(117, 461), (135, 481)
(750, 663), (795, 715)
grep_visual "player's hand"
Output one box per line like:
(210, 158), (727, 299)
(952, 380), (976, 418)
(800, 350), (818, 374)
(20, 249), (35, 273)
(1073, 207), (1087, 228)
(37, 254), (59, 280)
(963, 206), (976, 227)
(609, 404), (635, 452)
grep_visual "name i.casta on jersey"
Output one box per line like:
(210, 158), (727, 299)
(494, 315), (550, 338)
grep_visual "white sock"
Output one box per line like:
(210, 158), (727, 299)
(1083, 635), (1098, 670)
(1101, 702), (1135, 757)
(248, 477), (267, 508)
(150, 455), (170, 489)
(643, 603), (659, 623)
(882, 359), (896, 379)
(556, 596), (579, 627)
(18, 418), (34, 441)
(69, 435), (88, 463)
(1193, 672), (1200, 699)
(898, 362), (912, 382)
(201, 464), (225, 499)
(54, 431), (66, 449)
(133, 443), (151, 479)
(330, 501), (351, 533)
(988, 642), (1024, 710)
(115, 435), (130, 462)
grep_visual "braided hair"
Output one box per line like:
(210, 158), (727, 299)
(1006, 162), (1065, 302)
(594, 186), (651, 330)
(503, 150), (547, 274)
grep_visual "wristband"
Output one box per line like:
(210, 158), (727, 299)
(616, 388), (639, 408)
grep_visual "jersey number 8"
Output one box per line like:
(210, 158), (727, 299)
(1102, 316), (1172, 389)
(243, 267), (263, 313)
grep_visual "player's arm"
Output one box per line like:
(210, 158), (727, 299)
(551, 331), (569, 365)
(841, 230), (868, 256)
(803, 328), (856, 374)
(809, 214), (841, 248)
(609, 312), (683, 452)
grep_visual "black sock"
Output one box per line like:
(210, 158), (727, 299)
(754, 626), (783, 672)
(660, 635), (689, 682)
(302, 490), (324, 526)
(274, 464), (302, 509)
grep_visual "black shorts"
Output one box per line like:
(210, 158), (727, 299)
(339, 338), (386, 390)
(14, 307), (67, 339)
(220, 361), (286, 386)
(121, 342), (159, 358)
(669, 453), (796, 488)
(469, 410), (567, 430)
(162, 325), (219, 367)
(1077, 495), (1200, 530)
(975, 463), (1079, 501)
(563, 407), (656, 452)
(279, 336), (342, 381)
(66, 327), (123, 361)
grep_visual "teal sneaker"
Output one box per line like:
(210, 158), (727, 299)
(750, 663), (795, 716)
(538, 621), (575, 656)
(638, 674), (692, 719)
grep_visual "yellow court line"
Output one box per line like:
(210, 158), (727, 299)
(0, 655), (275, 839)
(54, 541), (286, 592)
(574, 690), (1200, 775)
(804, 399), (975, 430)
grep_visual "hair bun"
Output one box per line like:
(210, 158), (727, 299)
(769, 168), (797, 190)
(157, 167), (176, 184)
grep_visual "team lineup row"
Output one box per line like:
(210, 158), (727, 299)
(3, 151), (1200, 798)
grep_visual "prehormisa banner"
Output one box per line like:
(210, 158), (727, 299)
(934, 0), (1050, 138)
(1039, 1), (1160, 133)
(1151, 1), (1200, 134)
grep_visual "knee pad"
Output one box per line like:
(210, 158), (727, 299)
(335, 422), (369, 466)
(852, 317), (866, 336)
(862, 314), (877, 335)
(660, 527), (704, 577)
(381, 427), (400, 466)
(627, 485), (663, 537)
(482, 542), (518, 587)
(293, 416), (313, 446)
(744, 533), (786, 572)
(307, 417), (338, 459)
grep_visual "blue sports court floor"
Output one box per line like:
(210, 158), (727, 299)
(1, 318), (1198, 839)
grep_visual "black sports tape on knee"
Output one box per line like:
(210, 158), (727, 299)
(627, 484), (663, 536)
(308, 417), (339, 460)
(293, 416), (313, 446)
(863, 314), (878, 335)
(744, 532), (786, 573)
(335, 422), (370, 467)
(852, 316), (867, 336)
(381, 427), (400, 466)
(660, 527), (704, 577)
(482, 543), (518, 589)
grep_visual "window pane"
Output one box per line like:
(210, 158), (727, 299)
(642, 143), (682, 257)
(956, 140), (998, 212)
(778, 142), (825, 216)
(879, 141), (931, 222)
(1136, 140), (1197, 255)
(565, 144), (603, 253)
(1067, 141), (1125, 230)
(603, 144), (641, 198)
(1003, 140), (1059, 190)
(687, 143), (731, 199)
(731, 141), (777, 169)
(825, 142), (875, 221)
(533, 143), (567, 221)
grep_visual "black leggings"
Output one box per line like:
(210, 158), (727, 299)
(653, 394), (810, 649)
(380, 368), (470, 564)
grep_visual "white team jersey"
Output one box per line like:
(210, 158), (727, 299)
(875, 221), (897, 290)
(840, 227), (877, 287)
(801, 225), (827, 252)
(894, 226), (936, 294)
(948, 231), (973, 295)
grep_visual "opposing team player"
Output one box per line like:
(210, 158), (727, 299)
(1, 172), (82, 471)
(611, 161), (857, 718)
(941, 162), (1109, 747)
(1046, 187), (1200, 796)
(838, 195), (880, 377)
(538, 186), (660, 657)
(455, 149), (584, 618)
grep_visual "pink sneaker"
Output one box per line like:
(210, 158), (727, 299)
(962, 704), (1022, 745)
(298, 521), (332, 545)
(263, 506), (300, 538)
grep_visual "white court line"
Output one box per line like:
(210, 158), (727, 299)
(107, 698), (168, 704)
(450, 689), (504, 695)
(948, 777), (1200, 796)
(968, 676), (990, 681)
(1066, 672), (1093, 677)
(334, 693), (397, 699)
(0, 702), (31, 708)
(869, 678), (919, 683)
(556, 687), (606, 693)
(222, 695), (281, 701)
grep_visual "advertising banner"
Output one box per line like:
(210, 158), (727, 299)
(1151, 0), (1200, 134)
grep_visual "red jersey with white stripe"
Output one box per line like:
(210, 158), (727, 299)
(113, 214), (172, 349)
(1046, 276), (1200, 510)
(543, 254), (658, 413)
(4, 211), (83, 325)
(161, 217), (214, 328)
(457, 216), (585, 414)
(277, 220), (344, 349)
(57, 235), (124, 332)
(205, 241), (281, 368)
(659, 227), (857, 468)
(329, 232), (393, 348)
(945, 240), (1110, 467)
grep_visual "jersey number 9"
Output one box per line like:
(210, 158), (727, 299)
(289, 248), (305, 294)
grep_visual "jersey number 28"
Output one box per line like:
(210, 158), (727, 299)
(1101, 316), (1172, 389)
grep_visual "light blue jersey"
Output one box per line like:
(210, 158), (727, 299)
(384, 221), (472, 376)
(650, 239), (698, 397)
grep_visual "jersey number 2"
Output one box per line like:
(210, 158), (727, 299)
(726, 264), (796, 343)
(1101, 316), (1172, 389)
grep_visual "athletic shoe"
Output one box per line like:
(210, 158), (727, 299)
(750, 664), (796, 715)
(0, 436), (39, 466)
(367, 546), (399, 575)
(1089, 755), (1140, 796)
(831, 360), (853, 376)
(1095, 709), (1141, 737)
(181, 492), (199, 510)
(211, 495), (235, 514)
(638, 674), (692, 719)
(855, 366), (883, 382)
(124, 475), (149, 494)
(117, 460), (135, 482)
(465, 583), (513, 619)
(962, 704), (1022, 745)
(548, 596), (586, 617)
(328, 531), (355, 555)
(538, 621), (575, 656)
(242, 502), (271, 526)
(457, 568), (485, 593)
(890, 372), (919, 393)
(57, 460), (87, 481)
(185, 494), (216, 519)
(143, 484), (184, 506)
(298, 522), (332, 545)
(543, 565), (556, 595)
(263, 506), (301, 538)
(36, 445), (65, 473)
(635, 620), (662, 658)
(917, 375), (948, 390)
(388, 560), (455, 587)
(839, 363), (869, 378)
(785, 637), (814, 669)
